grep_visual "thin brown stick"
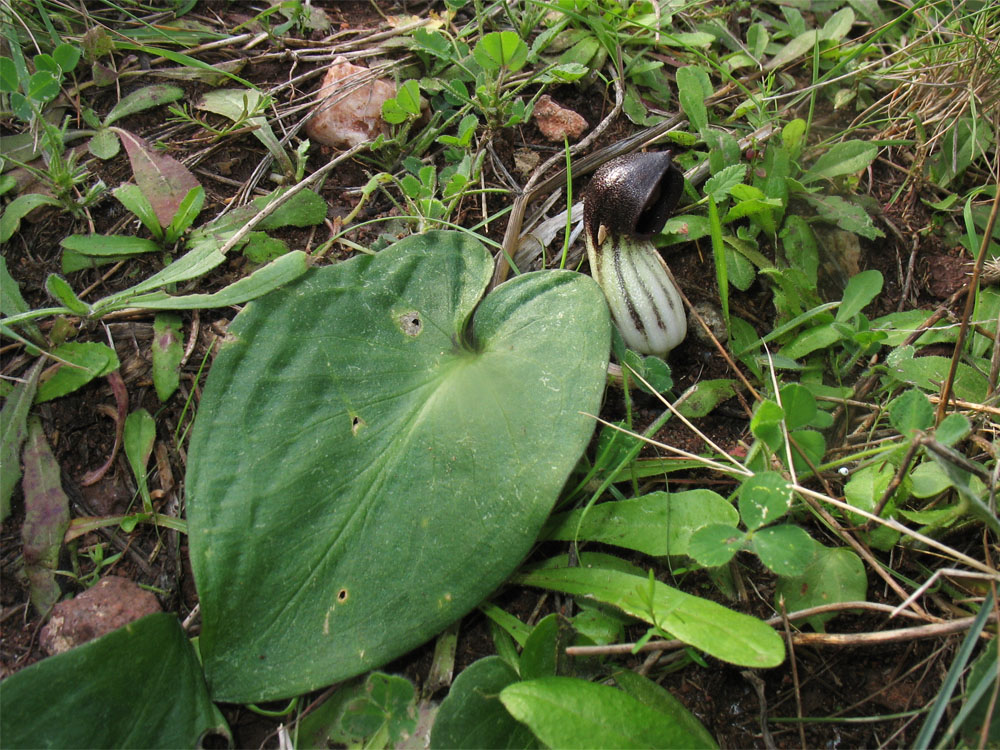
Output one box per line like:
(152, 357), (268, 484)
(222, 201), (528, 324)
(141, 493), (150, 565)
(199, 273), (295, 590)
(676, 284), (762, 406)
(742, 670), (778, 750)
(936, 177), (1000, 424)
(787, 616), (995, 646)
(780, 600), (808, 749)
(927, 393), (1000, 418)
(869, 439), (921, 522)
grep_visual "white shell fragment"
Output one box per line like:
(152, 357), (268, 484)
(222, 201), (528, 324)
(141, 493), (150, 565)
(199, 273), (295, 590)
(305, 56), (396, 148)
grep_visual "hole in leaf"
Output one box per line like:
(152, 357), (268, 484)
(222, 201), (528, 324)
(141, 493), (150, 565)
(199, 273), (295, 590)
(350, 415), (365, 435)
(337, 588), (349, 603)
(396, 310), (422, 337)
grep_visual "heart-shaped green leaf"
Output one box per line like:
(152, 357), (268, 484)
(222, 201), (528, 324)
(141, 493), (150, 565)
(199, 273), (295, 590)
(0, 613), (229, 748)
(187, 231), (610, 701)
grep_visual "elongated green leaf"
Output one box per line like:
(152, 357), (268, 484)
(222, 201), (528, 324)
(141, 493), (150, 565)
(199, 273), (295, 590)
(0, 193), (61, 243)
(515, 559), (784, 667)
(1, 257), (32, 320)
(164, 186), (205, 243)
(889, 356), (989, 403)
(187, 231), (611, 701)
(152, 313), (183, 401)
(520, 614), (573, 681)
(88, 241), (227, 311)
(0, 613), (230, 748)
(820, 8), (855, 41)
(124, 245), (226, 295)
(60, 234), (161, 257)
(766, 30), (818, 70)
(803, 140), (878, 183)
(542, 490), (738, 557)
(675, 66), (711, 133)
(704, 197), (731, 333)
(195, 89), (293, 177)
(254, 187), (327, 229)
(803, 194), (884, 238)
(115, 250), (308, 311)
(113, 184), (162, 239)
(501, 677), (713, 749)
(124, 409), (156, 513)
(44, 275), (90, 316)
(662, 31), (715, 48)
(115, 42), (255, 88)
(104, 84), (184, 126)
(836, 269), (882, 321)
(778, 322), (843, 360)
(676, 379), (738, 419)
(1, 360), (42, 521)
(36, 343), (120, 403)
(960, 636), (1000, 745)
(0, 57), (18, 92)
(1, 257), (43, 343)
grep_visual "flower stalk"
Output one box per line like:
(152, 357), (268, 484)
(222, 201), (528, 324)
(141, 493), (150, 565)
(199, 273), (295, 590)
(583, 151), (687, 357)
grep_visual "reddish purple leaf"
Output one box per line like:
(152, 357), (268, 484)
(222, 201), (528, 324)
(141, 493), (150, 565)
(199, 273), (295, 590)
(114, 127), (200, 229)
(22, 417), (70, 616)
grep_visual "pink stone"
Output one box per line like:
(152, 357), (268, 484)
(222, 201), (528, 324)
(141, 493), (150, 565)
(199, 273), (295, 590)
(40, 575), (161, 655)
(305, 56), (396, 149)
(533, 95), (588, 142)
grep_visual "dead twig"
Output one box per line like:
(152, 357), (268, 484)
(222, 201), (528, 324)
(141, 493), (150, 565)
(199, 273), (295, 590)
(936, 180), (1000, 424)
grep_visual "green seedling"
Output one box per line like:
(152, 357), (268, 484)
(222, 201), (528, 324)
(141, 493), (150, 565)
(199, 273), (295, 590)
(84, 85), (186, 159)
(0, 37), (105, 221)
(123, 409), (156, 515)
(61, 542), (123, 589)
(382, 151), (484, 231)
(190, 88), (295, 179)
(59, 127), (205, 268)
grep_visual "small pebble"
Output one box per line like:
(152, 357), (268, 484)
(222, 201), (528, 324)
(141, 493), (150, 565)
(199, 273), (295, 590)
(532, 95), (588, 142)
(305, 56), (396, 149)
(688, 301), (728, 345)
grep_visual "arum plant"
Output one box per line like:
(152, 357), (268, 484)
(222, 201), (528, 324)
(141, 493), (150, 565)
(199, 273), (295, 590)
(584, 152), (687, 357)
